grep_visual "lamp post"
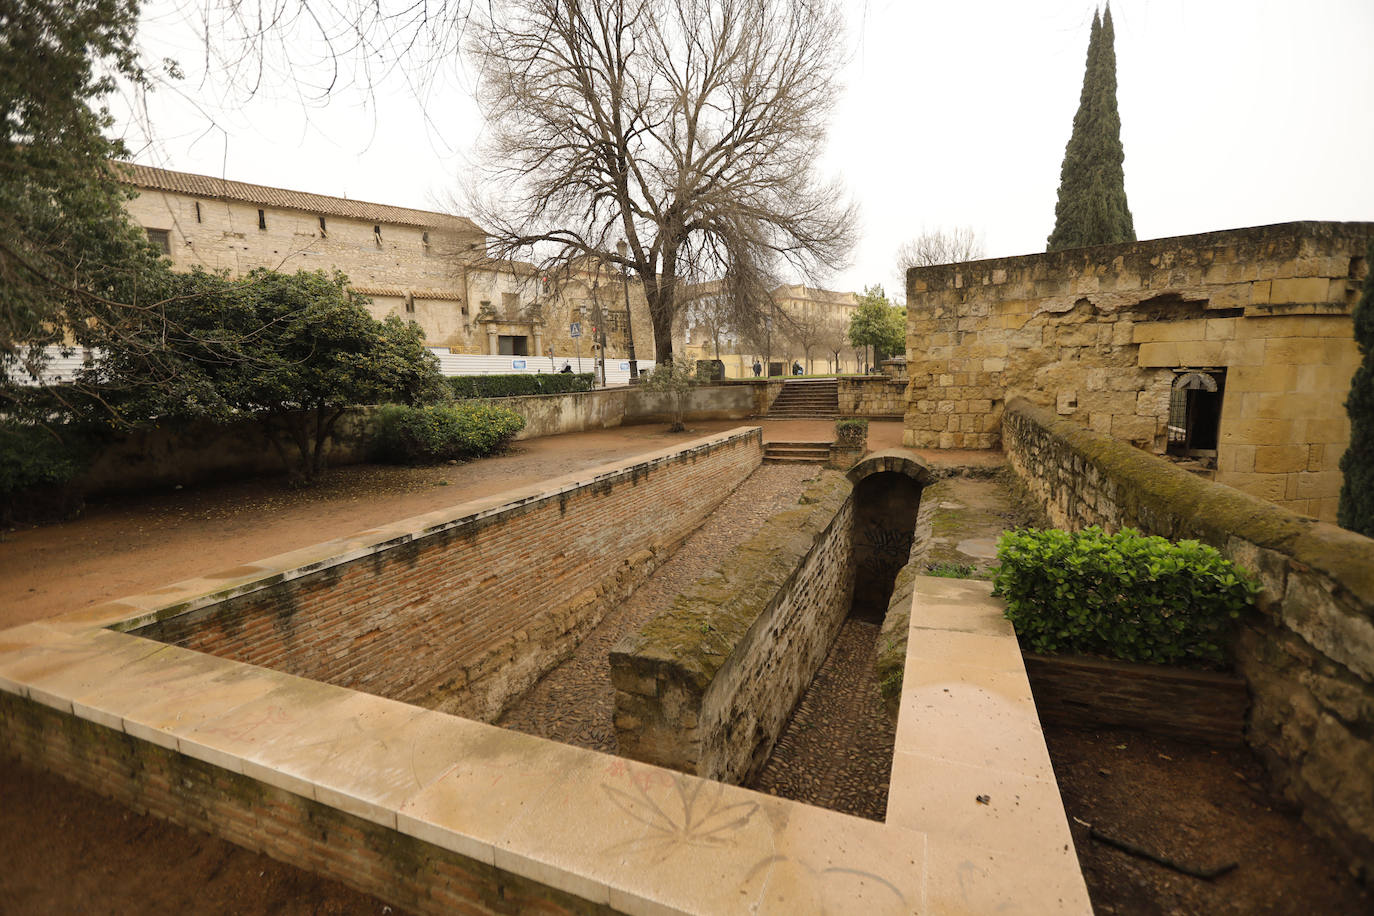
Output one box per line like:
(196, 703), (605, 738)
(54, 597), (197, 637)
(590, 278), (606, 388)
(616, 239), (639, 380)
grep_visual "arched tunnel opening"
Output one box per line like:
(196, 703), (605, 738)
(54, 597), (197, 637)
(850, 470), (925, 622)
(747, 454), (933, 820)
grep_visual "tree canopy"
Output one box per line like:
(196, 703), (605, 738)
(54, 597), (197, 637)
(0, 0), (168, 397)
(465, 0), (855, 366)
(86, 269), (444, 483)
(1338, 242), (1374, 536)
(847, 284), (905, 367)
(1046, 6), (1135, 252)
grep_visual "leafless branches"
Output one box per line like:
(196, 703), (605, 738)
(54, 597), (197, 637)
(463, 0), (855, 363)
(895, 226), (986, 277)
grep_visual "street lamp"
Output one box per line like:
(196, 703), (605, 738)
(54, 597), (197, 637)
(616, 239), (639, 380)
(590, 278), (606, 388)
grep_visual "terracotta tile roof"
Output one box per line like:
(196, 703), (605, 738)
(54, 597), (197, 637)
(351, 286), (465, 302)
(116, 161), (483, 234)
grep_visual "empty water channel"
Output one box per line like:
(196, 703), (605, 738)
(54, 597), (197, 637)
(130, 430), (934, 823)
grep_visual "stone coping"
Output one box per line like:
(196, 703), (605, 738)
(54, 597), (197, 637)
(0, 429), (1089, 914)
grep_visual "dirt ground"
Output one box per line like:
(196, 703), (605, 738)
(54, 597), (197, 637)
(1046, 725), (1371, 915)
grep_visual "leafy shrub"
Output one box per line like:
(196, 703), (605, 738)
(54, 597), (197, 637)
(447, 373), (593, 399)
(835, 417), (868, 446)
(993, 526), (1258, 669)
(373, 403), (526, 464)
(0, 423), (87, 525)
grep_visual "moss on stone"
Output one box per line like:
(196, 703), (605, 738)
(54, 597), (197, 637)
(616, 472), (852, 689)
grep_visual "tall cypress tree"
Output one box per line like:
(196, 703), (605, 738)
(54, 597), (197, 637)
(1047, 6), (1135, 252)
(1338, 241), (1374, 536)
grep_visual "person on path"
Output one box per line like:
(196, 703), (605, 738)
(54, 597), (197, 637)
(752, 360), (762, 377)
(792, 361), (803, 375)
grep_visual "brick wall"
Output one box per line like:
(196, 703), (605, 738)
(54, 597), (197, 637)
(610, 473), (855, 784)
(1003, 397), (1374, 876)
(0, 693), (606, 916)
(134, 429), (763, 723)
(904, 221), (1373, 520)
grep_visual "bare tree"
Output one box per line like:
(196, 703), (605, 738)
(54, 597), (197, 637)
(895, 227), (987, 276)
(464, 0), (855, 364)
(817, 313), (850, 374)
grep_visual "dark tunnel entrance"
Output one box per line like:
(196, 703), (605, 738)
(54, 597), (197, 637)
(849, 466), (928, 622)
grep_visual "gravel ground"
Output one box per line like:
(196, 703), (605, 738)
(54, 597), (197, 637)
(498, 463), (819, 752)
(748, 618), (896, 821)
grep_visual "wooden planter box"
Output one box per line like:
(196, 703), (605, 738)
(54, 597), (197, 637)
(1023, 653), (1249, 747)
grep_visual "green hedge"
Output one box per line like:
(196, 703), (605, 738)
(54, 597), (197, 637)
(373, 403), (526, 464)
(446, 373), (593, 399)
(993, 526), (1258, 668)
(0, 423), (87, 525)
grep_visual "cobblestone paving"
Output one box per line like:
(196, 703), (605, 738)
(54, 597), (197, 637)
(497, 464), (818, 753)
(748, 618), (896, 821)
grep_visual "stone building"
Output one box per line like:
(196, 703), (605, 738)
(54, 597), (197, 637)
(118, 162), (654, 362)
(675, 281), (863, 377)
(903, 221), (1373, 521)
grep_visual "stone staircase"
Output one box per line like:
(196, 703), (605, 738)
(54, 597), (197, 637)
(766, 378), (839, 418)
(763, 441), (832, 464)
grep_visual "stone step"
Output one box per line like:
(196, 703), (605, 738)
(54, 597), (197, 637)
(763, 455), (828, 464)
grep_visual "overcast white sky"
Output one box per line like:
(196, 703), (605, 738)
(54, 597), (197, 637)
(115, 0), (1374, 296)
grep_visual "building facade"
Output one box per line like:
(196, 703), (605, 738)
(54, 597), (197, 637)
(119, 163), (654, 364)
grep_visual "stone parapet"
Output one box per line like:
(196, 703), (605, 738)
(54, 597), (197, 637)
(1003, 396), (1374, 876)
(610, 472), (855, 784)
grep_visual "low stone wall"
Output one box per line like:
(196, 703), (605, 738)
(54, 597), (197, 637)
(1003, 396), (1374, 875)
(610, 472), (855, 784)
(1023, 654), (1248, 746)
(838, 376), (907, 417)
(77, 408), (378, 494)
(470, 388), (627, 439)
(133, 428), (764, 723)
(874, 484), (940, 721)
(624, 385), (756, 424)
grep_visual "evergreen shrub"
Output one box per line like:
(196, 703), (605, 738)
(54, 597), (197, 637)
(447, 373), (593, 399)
(0, 423), (87, 525)
(1338, 239), (1374, 536)
(834, 418), (868, 446)
(374, 403), (525, 464)
(993, 526), (1257, 669)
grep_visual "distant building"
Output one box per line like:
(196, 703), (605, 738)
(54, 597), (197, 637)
(676, 281), (863, 378)
(117, 162), (653, 363)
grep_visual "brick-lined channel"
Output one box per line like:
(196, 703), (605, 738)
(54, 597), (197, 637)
(497, 464), (816, 751)
(747, 619), (895, 820)
(499, 461), (901, 823)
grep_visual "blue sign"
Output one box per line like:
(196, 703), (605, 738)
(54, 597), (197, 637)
(620, 362), (630, 370)
(569, 322), (582, 338)
(511, 359), (527, 369)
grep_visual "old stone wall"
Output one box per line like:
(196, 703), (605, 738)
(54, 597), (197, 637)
(904, 221), (1373, 521)
(77, 408), (378, 495)
(0, 694), (602, 916)
(134, 429), (763, 723)
(838, 377), (907, 417)
(1003, 397), (1374, 875)
(610, 472), (855, 784)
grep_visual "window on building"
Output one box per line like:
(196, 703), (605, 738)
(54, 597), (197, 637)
(374, 225), (383, 246)
(194, 202), (202, 223)
(405, 292), (415, 314)
(502, 292), (520, 314)
(1166, 369), (1226, 458)
(145, 228), (171, 254)
(422, 231), (430, 249)
(498, 335), (530, 356)
(318, 216), (327, 238)
(257, 209), (266, 230)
